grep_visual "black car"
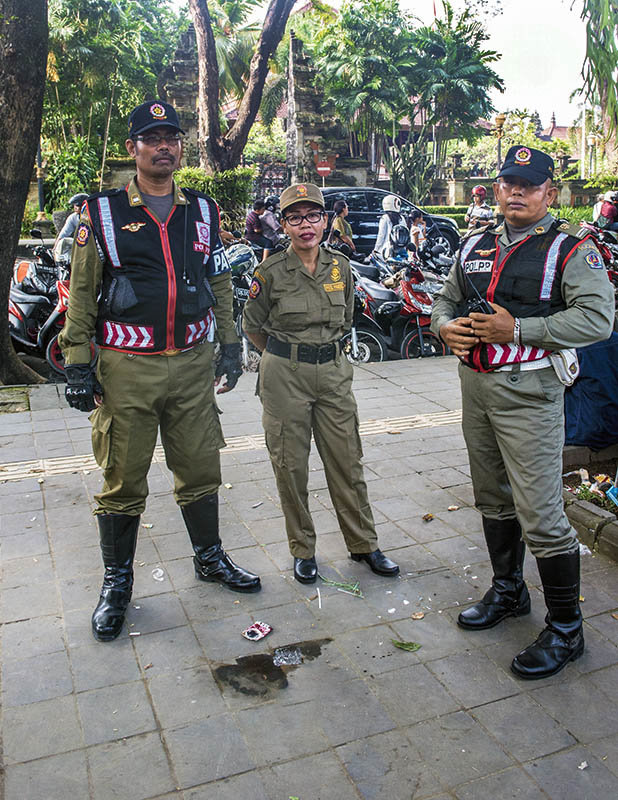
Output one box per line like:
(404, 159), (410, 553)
(322, 187), (460, 255)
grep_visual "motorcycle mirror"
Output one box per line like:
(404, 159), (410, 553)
(30, 228), (43, 240)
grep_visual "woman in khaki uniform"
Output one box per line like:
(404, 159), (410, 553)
(243, 183), (399, 583)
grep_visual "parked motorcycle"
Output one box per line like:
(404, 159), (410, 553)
(8, 232), (77, 375)
(227, 240), (261, 372)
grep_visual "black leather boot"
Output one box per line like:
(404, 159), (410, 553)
(458, 516), (530, 630)
(511, 550), (584, 680)
(181, 494), (261, 593)
(92, 513), (140, 642)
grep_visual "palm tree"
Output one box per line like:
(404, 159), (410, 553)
(580, 0), (618, 155)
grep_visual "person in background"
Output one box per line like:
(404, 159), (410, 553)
(374, 194), (408, 259)
(597, 191), (618, 231)
(409, 209), (427, 251)
(464, 185), (494, 230)
(592, 193), (604, 223)
(328, 199), (356, 257)
(245, 199), (274, 260)
(260, 195), (283, 252)
(243, 183), (400, 585)
(56, 192), (90, 241)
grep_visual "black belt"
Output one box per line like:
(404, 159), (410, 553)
(266, 336), (340, 364)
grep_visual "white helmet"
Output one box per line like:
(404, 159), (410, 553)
(382, 194), (401, 212)
(604, 190), (615, 201)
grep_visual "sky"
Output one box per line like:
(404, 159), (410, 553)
(404, 0), (586, 129)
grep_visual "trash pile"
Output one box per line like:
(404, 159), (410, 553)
(563, 464), (618, 516)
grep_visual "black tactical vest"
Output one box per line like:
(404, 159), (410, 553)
(85, 187), (229, 353)
(458, 223), (585, 372)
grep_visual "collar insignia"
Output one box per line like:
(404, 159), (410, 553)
(122, 222), (147, 232)
(130, 195), (141, 205)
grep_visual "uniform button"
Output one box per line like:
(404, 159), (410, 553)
(508, 374), (518, 383)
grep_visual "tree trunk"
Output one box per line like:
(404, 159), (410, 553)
(99, 65), (117, 191)
(189, 0), (296, 173)
(0, 0), (48, 385)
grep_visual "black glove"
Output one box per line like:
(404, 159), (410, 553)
(64, 364), (103, 412)
(214, 342), (243, 392)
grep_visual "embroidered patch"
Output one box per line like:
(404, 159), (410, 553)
(331, 266), (341, 282)
(150, 103), (167, 120)
(514, 147), (532, 164)
(253, 270), (265, 283)
(296, 185), (308, 197)
(121, 222), (146, 232)
(323, 281), (345, 292)
(248, 278), (262, 298)
(585, 251), (603, 269)
(75, 224), (90, 247)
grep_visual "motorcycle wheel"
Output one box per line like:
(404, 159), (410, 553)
(46, 334), (97, 376)
(400, 329), (445, 359)
(341, 329), (388, 364)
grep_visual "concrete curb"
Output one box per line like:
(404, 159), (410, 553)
(564, 489), (618, 562)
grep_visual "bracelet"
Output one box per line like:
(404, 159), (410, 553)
(513, 318), (521, 347)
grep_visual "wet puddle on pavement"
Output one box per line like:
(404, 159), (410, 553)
(213, 637), (332, 698)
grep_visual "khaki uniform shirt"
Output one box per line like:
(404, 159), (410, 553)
(431, 213), (615, 350)
(242, 245), (354, 344)
(58, 177), (236, 365)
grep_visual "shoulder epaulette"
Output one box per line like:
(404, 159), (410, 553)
(555, 219), (588, 239)
(323, 244), (350, 263)
(261, 250), (287, 268)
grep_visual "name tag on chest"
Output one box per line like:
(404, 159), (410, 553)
(465, 259), (493, 273)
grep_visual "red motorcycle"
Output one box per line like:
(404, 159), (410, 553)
(579, 221), (618, 314)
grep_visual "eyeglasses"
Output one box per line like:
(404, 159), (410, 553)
(134, 132), (183, 147)
(283, 211), (325, 226)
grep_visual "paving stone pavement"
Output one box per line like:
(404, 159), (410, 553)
(1, 356), (617, 800)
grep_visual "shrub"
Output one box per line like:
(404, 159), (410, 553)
(175, 166), (257, 230)
(44, 136), (99, 213)
(554, 206), (593, 225)
(21, 201), (40, 237)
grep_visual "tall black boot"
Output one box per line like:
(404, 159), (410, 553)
(511, 550), (584, 680)
(181, 494), (261, 593)
(92, 513), (140, 642)
(458, 516), (530, 630)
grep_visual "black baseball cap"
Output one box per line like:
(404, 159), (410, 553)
(496, 145), (555, 185)
(128, 101), (185, 138)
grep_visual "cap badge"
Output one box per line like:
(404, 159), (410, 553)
(296, 185), (308, 197)
(122, 222), (146, 232)
(514, 147), (532, 165)
(331, 266), (341, 281)
(150, 103), (167, 120)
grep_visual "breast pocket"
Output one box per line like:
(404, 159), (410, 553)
(326, 291), (346, 326)
(277, 297), (308, 331)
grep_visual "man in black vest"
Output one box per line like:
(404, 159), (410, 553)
(59, 100), (260, 643)
(431, 146), (614, 679)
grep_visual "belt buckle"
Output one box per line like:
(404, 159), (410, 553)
(163, 348), (181, 357)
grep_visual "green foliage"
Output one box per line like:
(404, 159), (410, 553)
(386, 128), (435, 203)
(580, 0), (618, 135)
(243, 120), (286, 165)
(43, 135), (99, 212)
(554, 206), (595, 225)
(21, 202), (40, 237)
(422, 205), (468, 215)
(585, 165), (618, 191)
(174, 165), (256, 228)
(45, 0), (187, 156)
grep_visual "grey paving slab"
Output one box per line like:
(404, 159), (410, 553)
(87, 732), (176, 800)
(1, 357), (617, 799)
(4, 750), (90, 800)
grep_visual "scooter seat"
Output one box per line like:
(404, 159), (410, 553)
(358, 277), (400, 302)
(10, 285), (53, 305)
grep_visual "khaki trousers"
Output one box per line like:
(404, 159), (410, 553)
(460, 362), (577, 558)
(259, 348), (378, 559)
(90, 342), (225, 515)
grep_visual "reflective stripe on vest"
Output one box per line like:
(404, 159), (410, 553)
(97, 197), (122, 267)
(460, 233), (485, 265)
(103, 321), (153, 348)
(185, 309), (215, 345)
(540, 232), (568, 300)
